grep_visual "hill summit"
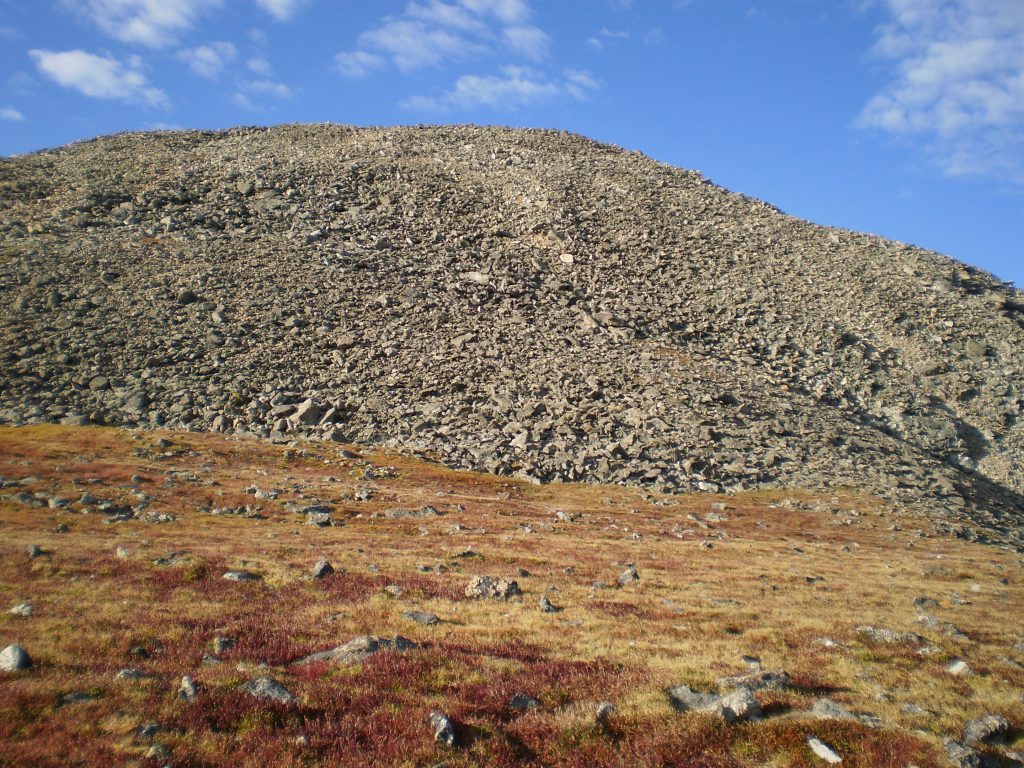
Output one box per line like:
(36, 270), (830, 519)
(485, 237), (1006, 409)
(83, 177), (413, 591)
(1, 124), (1022, 546)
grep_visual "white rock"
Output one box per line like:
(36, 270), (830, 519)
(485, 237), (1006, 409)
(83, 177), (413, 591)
(808, 736), (842, 764)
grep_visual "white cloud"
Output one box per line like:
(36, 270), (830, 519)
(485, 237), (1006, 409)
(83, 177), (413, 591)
(587, 27), (630, 50)
(232, 77), (293, 110)
(63, 0), (221, 47)
(503, 25), (549, 61)
(247, 56), (272, 74)
(859, 0), (1024, 180)
(335, 50), (385, 78)
(459, 0), (531, 24)
(29, 49), (169, 108)
(401, 65), (598, 111)
(254, 0), (305, 21)
(241, 79), (292, 98)
(334, 0), (547, 76)
(0, 106), (24, 121)
(359, 19), (482, 71)
(177, 41), (236, 78)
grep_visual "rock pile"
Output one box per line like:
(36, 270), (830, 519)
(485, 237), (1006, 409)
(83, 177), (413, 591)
(2, 124), (1023, 544)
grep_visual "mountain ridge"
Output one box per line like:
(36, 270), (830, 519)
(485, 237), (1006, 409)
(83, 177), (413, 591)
(1, 123), (1022, 547)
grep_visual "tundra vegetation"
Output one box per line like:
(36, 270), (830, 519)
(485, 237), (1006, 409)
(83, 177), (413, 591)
(0, 425), (1021, 767)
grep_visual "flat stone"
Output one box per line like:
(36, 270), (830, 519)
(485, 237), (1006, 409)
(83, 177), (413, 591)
(295, 635), (417, 665)
(239, 676), (295, 704)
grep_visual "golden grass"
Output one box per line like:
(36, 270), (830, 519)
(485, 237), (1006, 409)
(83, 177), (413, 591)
(0, 424), (1020, 767)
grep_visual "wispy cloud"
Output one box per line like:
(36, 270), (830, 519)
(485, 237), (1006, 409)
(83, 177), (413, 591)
(335, 0), (546, 76)
(253, 0), (306, 21)
(334, 50), (386, 79)
(231, 78), (293, 110)
(401, 65), (598, 111)
(859, 0), (1024, 181)
(0, 106), (24, 121)
(587, 27), (630, 50)
(29, 49), (169, 108)
(177, 41), (236, 78)
(63, 0), (222, 47)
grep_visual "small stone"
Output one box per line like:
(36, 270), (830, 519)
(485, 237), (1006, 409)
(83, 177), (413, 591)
(429, 711), (456, 746)
(115, 668), (147, 680)
(26, 544), (42, 558)
(465, 575), (521, 600)
(962, 714), (1008, 747)
(0, 644), (32, 671)
(311, 558), (334, 579)
(617, 565), (640, 586)
(509, 693), (541, 711)
(178, 675), (198, 701)
(595, 701), (617, 724)
(239, 676), (295, 704)
(807, 736), (843, 764)
(212, 637), (235, 654)
(8, 602), (33, 617)
(947, 659), (972, 676)
(716, 688), (761, 723)
(222, 570), (261, 582)
(403, 610), (440, 626)
(116, 546), (130, 559)
(176, 288), (198, 304)
(539, 596), (562, 613)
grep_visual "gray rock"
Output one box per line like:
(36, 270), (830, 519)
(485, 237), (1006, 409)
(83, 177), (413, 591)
(618, 565), (640, 586)
(429, 711), (456, 746)
(8, 602), (33, 617)
(239, 676), (295, 704)
(509, 693), (541, 711)
(26, 544), (42, 558)
(403, 610), (440, 626)
(717, 669), (790, 692)
(178, 675), (198, 701)
(222, 570), (261, 582)
(0, 644), (32, 671)
(595, 701), (617, 724)
(311, 557), (334, 578)
(465, 575), (521, 600)
(538, 595), (562, 613)
(855, 625), (924, 645)
(295, 635), (417, 665)
(962, 714), (1009, 747)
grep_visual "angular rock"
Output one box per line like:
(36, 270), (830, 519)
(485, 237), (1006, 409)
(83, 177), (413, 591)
(295, 635), (417, 665)
(403, 610), (440, 626)
(311, 557), (334, 578)
(962, 714), (1009, 747)
(429, 711), (456, 746)
(239, 676), (295, 704)
(0, 644), (32, 671)
(465, 575), (521, 600)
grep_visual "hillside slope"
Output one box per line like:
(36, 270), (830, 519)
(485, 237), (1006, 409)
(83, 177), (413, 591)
(1, 124), (1022, 545)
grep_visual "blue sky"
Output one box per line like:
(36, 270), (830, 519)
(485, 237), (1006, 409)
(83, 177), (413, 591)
(1, 0), (1022, 288)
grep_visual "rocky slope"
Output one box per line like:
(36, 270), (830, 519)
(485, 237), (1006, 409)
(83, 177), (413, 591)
(1, 124), (1022, 545)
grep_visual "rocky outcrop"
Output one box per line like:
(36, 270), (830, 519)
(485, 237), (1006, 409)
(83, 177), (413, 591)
(1, 124), (1022, 545)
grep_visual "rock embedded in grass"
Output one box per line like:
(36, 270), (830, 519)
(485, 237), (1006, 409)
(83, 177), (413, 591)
(667, 684), (762, 724)
(717, 669), (790, 692)
(178, 675), (198, 701)
(403, 610), (440, 626)
(429, 711), (456, 746)
(222, 570), (261, 582)
(239, 676), (295, 704)
(295, 635), (417, 665)
(807, 736), (843, 764)
(538, 595), (562, 613)
(856, 625), (925, 645)
(0, 643), (32, 671)
(962, 714), (1009, 747)
(311, 557), (334, 578)
(509, 693), (541, 711)
(465, 575), (521, 600)
(8, 602), (32, 617)
(617, 565), (640, 586)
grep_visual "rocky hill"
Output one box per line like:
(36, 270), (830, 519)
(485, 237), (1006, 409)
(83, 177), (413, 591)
(1, 124), (1022, 546)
